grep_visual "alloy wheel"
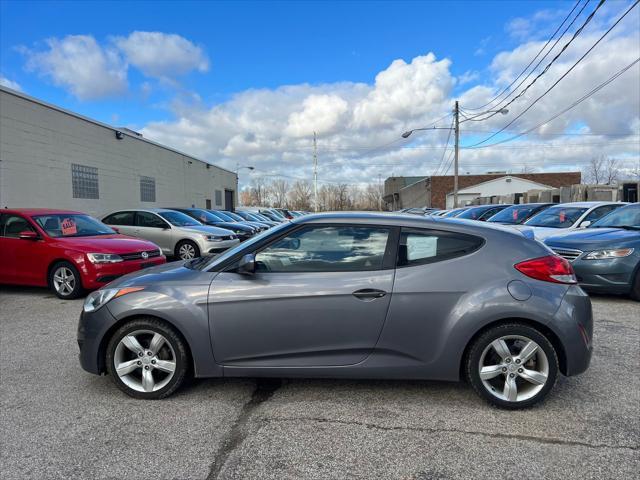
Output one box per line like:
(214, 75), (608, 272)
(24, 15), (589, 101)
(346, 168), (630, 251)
(178, 243), (196, 259)
(52, 267), (76, 296)
(113, 330), (177, 393)
(478, 335), (549, 403)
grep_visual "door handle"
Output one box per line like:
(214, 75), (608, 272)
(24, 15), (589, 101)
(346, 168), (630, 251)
(352, 288), (387, 300)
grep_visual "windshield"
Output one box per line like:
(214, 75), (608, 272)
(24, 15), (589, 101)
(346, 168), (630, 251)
(591, 205), (640, 229)
(157, 211), (202, 227)
(213, 211), (235, 221)
(190, 222), (292, 271)
(224, 211), (244, 221)
(34, 214), (115, 238)
(189, 209), (223, 224)
(488, 205), (545, 224)
(525, 207), (588, 228)
(457, 207), (492, 220)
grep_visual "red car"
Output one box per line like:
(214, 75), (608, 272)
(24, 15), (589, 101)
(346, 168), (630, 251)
(0, 209), (166, 299)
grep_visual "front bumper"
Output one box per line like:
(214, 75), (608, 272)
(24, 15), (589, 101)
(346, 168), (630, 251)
(553, 285), (593, 376)
(80, 256), (166, 290)
(77, 305), (120, 375)
(572, 256), (638, 295)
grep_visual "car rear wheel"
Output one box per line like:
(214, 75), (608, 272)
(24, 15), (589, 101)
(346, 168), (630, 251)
(466, 323), (558, 409)
(106, 318), (188, 399)
(49, 261), (83, 299)
(175, 240), (200, 260)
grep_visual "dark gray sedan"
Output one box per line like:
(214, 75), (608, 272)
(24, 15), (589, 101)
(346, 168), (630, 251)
(78, 213), (592, 408)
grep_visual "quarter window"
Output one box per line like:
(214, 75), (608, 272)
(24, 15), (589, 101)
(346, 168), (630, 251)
(255, 226), (391, 272)
(140, 176), (156, 202)
(71, 164), (99, 199)
(398, 228), (483, 267)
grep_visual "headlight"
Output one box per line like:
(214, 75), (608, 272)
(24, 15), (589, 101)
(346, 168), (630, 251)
(583, 248), (634, 260)
(87, 253), (123, 264)
(83, 287), (145, 312)
(202, 234), (223, 242)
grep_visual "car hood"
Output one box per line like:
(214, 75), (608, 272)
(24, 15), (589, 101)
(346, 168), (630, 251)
(181, 225), (236, 236)
(545, 227), (640, 250)
(513, 225), (571, 239)
(51, 234), (160, 254)
(203, 221), (254, 233)
(107, 260), (213, 288)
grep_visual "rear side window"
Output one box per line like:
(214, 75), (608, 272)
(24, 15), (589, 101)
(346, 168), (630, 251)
(135, 211), (168, 228)
(103, 211), (134, 226)
(398, 228), (483, 267)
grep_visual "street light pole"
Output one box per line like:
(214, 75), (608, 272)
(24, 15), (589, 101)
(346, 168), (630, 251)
(313, 131), (318, 212)
(454, 100), (460, 209)
(235, 163), (255, 207)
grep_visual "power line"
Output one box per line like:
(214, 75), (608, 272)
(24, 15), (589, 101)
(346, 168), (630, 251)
(463, 0), (589, 112)
(465, 57), (640, 149)
(465, 0), (639, 148)
(433, 116), (455, 176)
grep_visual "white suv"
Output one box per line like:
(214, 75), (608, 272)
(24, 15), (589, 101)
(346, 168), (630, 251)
(102, 208), (240, 260)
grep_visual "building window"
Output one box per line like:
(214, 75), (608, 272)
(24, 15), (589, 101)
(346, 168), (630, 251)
(71, 164), (99, 199)
(215, 190), (222, 206)
(140, 176), (156, 202)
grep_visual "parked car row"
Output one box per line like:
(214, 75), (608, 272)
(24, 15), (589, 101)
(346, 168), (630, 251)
(400, 201), (639, 300)
(0, 206), (293, 299)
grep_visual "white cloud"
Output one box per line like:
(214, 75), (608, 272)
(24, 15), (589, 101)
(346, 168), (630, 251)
(285, 94), (349, 137)
(0, 76), (22, 91)
(113, 31), (209, 79)
(23, 35), (127, 100)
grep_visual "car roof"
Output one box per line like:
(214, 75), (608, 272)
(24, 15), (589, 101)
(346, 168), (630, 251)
(550, 201), (624, 208)
(3, 208), (84, 216)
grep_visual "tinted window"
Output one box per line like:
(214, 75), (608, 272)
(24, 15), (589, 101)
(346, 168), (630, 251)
(1, 215), (35, 238)
(157, 211), (201, 227)
(34, 214), (114, 238)
(136, 211), (168, 228)
(584, 205), (621, 223)
(187, 209), (221, 224)
(398, 228), (483, 267)
(224, 211), (245, 221)
(255, 226), (390, 272)
(525, 207), (588, 228)
(103, 211), (134, 226)
(213, 211), (235, 221)
(488, 205), (547, 224)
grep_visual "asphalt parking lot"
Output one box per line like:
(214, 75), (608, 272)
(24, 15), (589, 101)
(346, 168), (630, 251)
(1, 287), (638, 480)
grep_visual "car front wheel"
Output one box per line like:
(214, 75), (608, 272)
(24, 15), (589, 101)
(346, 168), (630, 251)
(106, 318), (189, 399)
(466, 323), (558, 409)
(49, 261), (83, 299)
(175, 240), (200, 260)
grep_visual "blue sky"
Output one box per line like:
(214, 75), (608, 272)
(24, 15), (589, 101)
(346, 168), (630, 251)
(1, 0), (638, 184)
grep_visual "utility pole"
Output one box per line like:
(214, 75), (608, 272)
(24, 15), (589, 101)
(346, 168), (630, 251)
(313, 131), (318, 212)
(453, 100), (460, 209)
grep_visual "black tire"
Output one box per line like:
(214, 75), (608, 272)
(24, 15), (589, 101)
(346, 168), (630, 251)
(630, 270), (640, 302)
(48, 261), (84, 299)
(466, 323), (558, 409)
(106, 317), (189, 400)
(174, 240), (200, 260)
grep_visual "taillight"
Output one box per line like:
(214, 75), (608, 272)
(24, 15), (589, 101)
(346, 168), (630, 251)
(514, 255), (577, 284)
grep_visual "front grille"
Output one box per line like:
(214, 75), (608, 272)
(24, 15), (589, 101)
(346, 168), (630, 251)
(551, 247), (583, 262)
(120, 250), (161, 261)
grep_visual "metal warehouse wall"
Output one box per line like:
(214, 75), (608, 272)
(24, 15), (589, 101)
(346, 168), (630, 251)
(0, 88), (237, 217)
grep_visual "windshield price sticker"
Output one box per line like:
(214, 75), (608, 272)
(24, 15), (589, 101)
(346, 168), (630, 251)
(61, 218), (77, 236)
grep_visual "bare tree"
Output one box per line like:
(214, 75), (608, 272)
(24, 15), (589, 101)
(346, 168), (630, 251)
(248, 178), (268, 206)
(583, 155), (620, 185)
(270, 179), (289, 208)
(288, 181), (312, 210)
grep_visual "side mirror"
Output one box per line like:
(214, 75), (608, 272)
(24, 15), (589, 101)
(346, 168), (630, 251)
(237, 254), (256, 275)
(19, 230), (39, 240)
(580, 220), (591, 228)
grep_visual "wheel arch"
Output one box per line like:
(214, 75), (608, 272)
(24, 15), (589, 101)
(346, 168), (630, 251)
(97, 313), (195, 376)
(47, 257), (81, 287)
(459, 317), (568, 378)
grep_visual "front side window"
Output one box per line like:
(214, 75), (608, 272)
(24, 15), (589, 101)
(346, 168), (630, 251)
(398, 228), (483, 267)
(103, 211), (134, 226)
(525, 207), (588, 228)
(71, 164), (99, 199)
(255, 226), (390, 272)
(135, 211), (168, 228)
(33, 214), (114, 238)
(1, 215), (35, 238)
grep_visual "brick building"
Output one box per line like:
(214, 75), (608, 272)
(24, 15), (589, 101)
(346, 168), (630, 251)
(384, 172), (582, 210)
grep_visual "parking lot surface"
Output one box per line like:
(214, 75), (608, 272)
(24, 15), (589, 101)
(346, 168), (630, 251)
(1, 287), (638, 479)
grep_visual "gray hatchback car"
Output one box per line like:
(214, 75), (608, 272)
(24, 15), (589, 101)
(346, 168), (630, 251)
(78, 213), (593, 408)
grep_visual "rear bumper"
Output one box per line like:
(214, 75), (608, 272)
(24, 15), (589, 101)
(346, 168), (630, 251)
(553, 285), (593, 376)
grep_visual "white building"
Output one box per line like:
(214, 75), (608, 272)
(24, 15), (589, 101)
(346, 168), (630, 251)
(445, 175), (554, 208)
(0, 86), (237, 217)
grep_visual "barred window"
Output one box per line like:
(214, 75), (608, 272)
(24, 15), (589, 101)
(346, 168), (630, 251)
(71, 164), (99, 199)
(215, 190), (222, 206)
(140, 176), (156, 202)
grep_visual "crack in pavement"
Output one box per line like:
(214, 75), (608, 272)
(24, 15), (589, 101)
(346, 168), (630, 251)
(264, 416), (639, 451)
(206, 379), (282, 480)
